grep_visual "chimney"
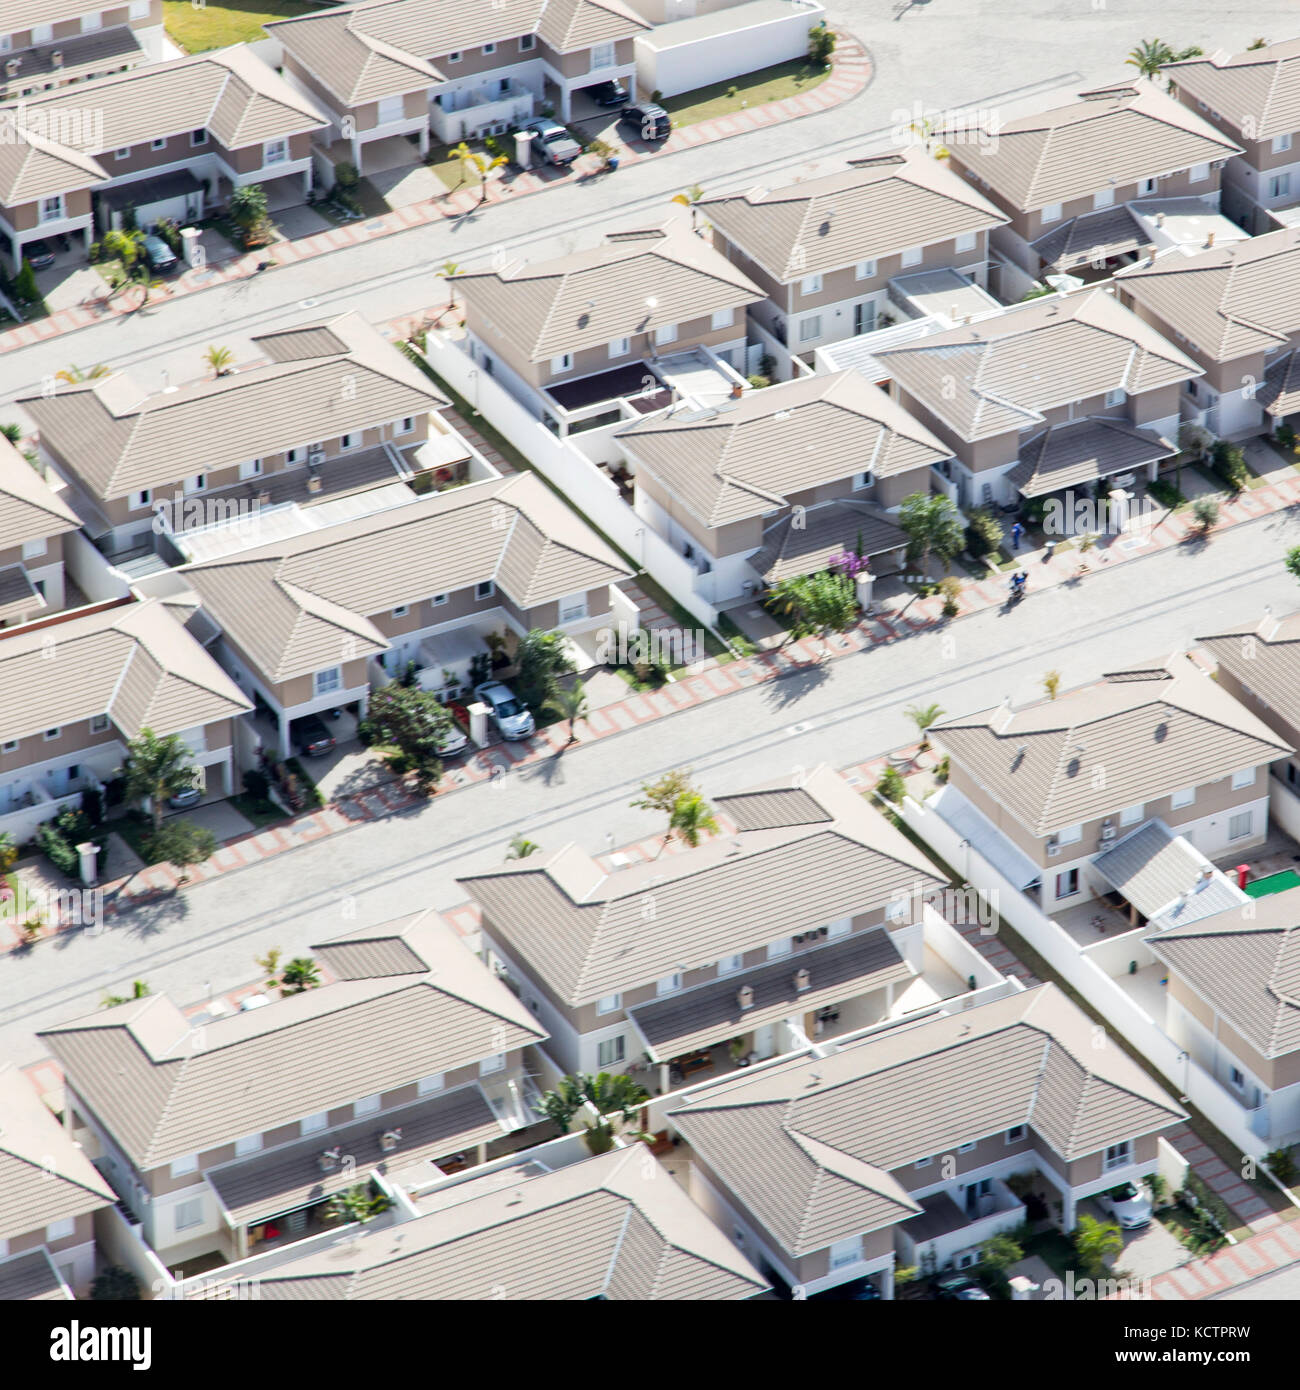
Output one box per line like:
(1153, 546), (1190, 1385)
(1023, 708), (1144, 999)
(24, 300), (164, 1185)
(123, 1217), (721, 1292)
(730, 381), (743, 400)
(306, 474), (323, 494)
(737, 984), (754, 1011)
(379, 1128), (402, 1153)
(51, 50), (63, 68)
(5, 58), (18, 77)
(1206, 230), (1215, 248)
(794, 967), (811, 994)
(1155, 211), (1165, 228)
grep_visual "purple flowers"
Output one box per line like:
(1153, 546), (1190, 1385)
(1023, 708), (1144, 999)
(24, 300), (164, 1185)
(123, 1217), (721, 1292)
(828, 549), (870, 578)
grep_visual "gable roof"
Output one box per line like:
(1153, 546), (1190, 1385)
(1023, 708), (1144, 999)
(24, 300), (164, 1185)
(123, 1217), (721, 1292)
(0, 598), (251, 744)
(39, 910), (547, 1170)
(751, 501), (907, 585)
(0, 435), (80, 551)
(0, 1064), (116, 1244)
(616, 370), (950, 527)
(459, 764), (947, 1006)
(669, 984), (1185, 1256)
(1091, 819), (1248, 926)
(874, 288), (1201, 441)
(18, 311), (447, 500)
(1008, 416), (1176, 497)
(1198, 608), (1300, 734)
(1165, 39), (1300, 142)
(180, 473), (630, 682)
(946, 82), (1240, 209)
(1115, 227), (1300, 362)
(0, 114), (108, 203)
(1146, 887), (1300, 1058)
(930, 654), (1292, 837)
(536, 0), (649, 51)
(452, 223), (764, 360)
(698, 149), (1007, 280)
(192, 1148), (766, 1300)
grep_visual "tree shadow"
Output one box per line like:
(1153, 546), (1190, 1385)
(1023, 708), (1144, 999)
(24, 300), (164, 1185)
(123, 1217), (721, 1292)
(761, 660), (830, 711)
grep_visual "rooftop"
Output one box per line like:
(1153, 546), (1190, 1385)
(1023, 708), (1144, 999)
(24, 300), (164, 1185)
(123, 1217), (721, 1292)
(1165, 39), (1300, 142)
(1198, 609), (1300, 732)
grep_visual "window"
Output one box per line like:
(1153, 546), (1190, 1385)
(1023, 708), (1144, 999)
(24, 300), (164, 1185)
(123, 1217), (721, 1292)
(190, 128), (207, 146)
(397, 416), (414, 435)
(827, 917), (851, 939)
(1269, 173), (1292, 200)
(238, 457), (262, 480)
(430, 592), (449, 606)
(129, 0), (150, 16)
(482, 41), (496, 54)
(446, 51), (461, 62)
(767, 937), (792, 960)
(1229, 810), (1254, 841)
(852, 470), (873, 491)
(1139, 177), (1157, 195)
(183, 474), (205, 494)
(1055, 868), (1079, 898)
(43, 728), (60, 741)
(608, 336), (630, 358)
(914, 1155), (933, 1169)
(1, 740), (17, 753)
(1093, 187), (1114, 209)
(656, 972), (682, 995)
(263, 138), (288, 165)
(174, 1198), (203, 1232)
(1229, 1066), (1245, 1090)
(479, 1053), (505, 1076)
(597, 993), (622, 1015)
(169, 1153), (199, 1177)
(954, 231), (976, 253)
(22, 537), (46, 559)
(654, 323), (678, 346)
(475, 580), (495, 600)
(46, 1217), (75, 1242)
(1170, 786), (1195, 810)
(314, 666), (342, 696)
(300, 1111), (329, 1135)
(855, 258), (876, 280)
(391, 605), (409, 619)
(597, 1035), (625, 1067)
(234, 1133), (263, 1157)
(115, 148), (130, 160)
(717, 954), (744, 975)
(798, 315), (822, 343)
(800, 273), (823, 296)
(1056, 823), (1082, 845)
(339, 433), (357, 451)
(558, 592), (587, 624)
(1039, 202), (1062, 224)
(550, 352), (573, 373)
(150, 137), (166, 151)
(1120, 802), (1144, 826)
(417, 1072), (444, 1095)
(1005, 1125), (1025, 1144)
(711, 307), (733, 330)
(32, 22), (54, 42)
(1185, 162), (1210, 185)
(1274, 133), (1293, 154)
(1104, 387), (1126, 407)
(1104, 1141), (1132, 1171)
(90, 714), (110, 735)
(285, 447), (304, 466)
(39, 194), (64, 222)
(353, 1093), (382, 1118)
(900, 245), (923, 268)
(828, 1236), (862, 1269)
(590, 41), (615, 69)
(1232, 767), (1256, 789)
(82, 12), (103, 32)
(520, 34), (535, 50)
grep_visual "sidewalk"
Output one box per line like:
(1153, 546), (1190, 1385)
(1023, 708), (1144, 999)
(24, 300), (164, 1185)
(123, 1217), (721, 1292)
(1147, 1204), (1300, 1300)
(0, 35), (871, 356)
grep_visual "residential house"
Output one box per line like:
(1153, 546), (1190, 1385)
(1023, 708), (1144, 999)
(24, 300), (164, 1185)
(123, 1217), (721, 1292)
(185, 1144), (768, 1300)
(269, 0), (647, 169)
(944, 83), (1240, 292)
(698, 149), (1008, 359)
(39, 910), (550, 1267)
(0, 1062), (117, 1299)
(19, 311), (455, 557)
(871, 286), (1201, 511)
(0, 433), (82, 626)
(927, 654), (1292, 915)
(615, 369), (951, 603)
(174, 472), (632, 756)
(0, 597), (251, 844)
(0, 0), (165, 103)
(1115, 228), (1300, 440)
(0, 44), (327, 268)
(1165, 39), (1300, 234)
(667, 983), (1187, 1296)
(1145, 887), (1300, 1145)
(460, 764), (952, 1089)
(453, 220), (764, 431)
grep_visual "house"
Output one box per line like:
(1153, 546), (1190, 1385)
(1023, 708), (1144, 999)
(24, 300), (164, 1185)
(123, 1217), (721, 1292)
(0, 1062), (117, 1299)
(927, 654), (1292, 915)
(460, 764), (952, 1089)
(453, 220), (764, 431)
(871, 286), (1201, 511)
(1165, 40), (1300, 234)
(698, 149), (1008, 359)
(667, 983), (1186, 1296)
(0, 0), (165, 103)
(0, 44), (327, 267)
(1144, 887), (1300, 1146)
(175, 472), (632, 756)
(615, 369), (951, 603)
(943, 83), (1241, 293)
(1114, 229), (1300, 441)
(19, 312), (455, 557)
(269, 0), (648, 169)
(0, 433), (82, 626)
(185, 1143), (768, 1300)
(0, 597), (251, 844)
(39, 910), (550, 1267)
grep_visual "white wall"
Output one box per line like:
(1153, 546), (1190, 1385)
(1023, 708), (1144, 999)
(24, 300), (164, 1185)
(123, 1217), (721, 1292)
(62, 531), (132, 602)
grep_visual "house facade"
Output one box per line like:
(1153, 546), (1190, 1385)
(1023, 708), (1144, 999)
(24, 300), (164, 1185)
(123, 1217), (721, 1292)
(0, 433), (81, 626)
(0, 0), (165, 103)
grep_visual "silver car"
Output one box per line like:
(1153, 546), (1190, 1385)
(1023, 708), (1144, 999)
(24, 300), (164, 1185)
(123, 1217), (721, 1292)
(474, 681), (535, 741)
(520, 116), (581, 166)
(1098, 1181), (1153, 1229)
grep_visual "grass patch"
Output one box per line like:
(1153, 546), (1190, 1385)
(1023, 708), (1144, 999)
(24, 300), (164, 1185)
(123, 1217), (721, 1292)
(230, 794), (286, 830)
(662, 59), (831, 129)
(424, 142), (485, 193)
(1023, 1228), (1078, 1281)
(716, 612), (757, 659)
(102, 813), (154, 864)
(162, 0), (318, 51)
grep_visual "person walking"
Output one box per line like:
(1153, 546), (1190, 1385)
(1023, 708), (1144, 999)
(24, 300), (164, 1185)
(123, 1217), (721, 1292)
(1011, 521), (1024, 551)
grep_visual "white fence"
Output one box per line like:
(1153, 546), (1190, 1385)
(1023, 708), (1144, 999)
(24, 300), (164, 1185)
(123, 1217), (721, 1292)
(899, 794), (1269, 1158)
(424, 336), (722, 628)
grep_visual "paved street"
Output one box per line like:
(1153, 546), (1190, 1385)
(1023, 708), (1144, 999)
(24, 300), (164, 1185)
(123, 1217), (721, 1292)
(2, 506), (1297, 1064)
(1215, 1263), (1300, 1299)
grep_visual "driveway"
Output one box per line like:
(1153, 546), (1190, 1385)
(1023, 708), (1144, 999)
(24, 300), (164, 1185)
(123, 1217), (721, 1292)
(1080, 1198), (1189, 1281)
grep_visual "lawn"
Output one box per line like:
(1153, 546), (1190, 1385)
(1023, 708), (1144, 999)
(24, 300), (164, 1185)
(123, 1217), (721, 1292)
(162, 0), (318, 51)
(661, 59), (831, 130)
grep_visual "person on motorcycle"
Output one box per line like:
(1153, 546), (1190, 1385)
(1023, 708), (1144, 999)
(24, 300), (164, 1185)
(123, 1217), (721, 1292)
(1010, 569), (1028, 596)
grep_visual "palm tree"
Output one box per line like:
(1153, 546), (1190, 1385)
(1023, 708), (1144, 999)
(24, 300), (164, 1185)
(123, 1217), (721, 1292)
(905, 702), (945, 751)
(437, 259), (462, 314)
(586, 1072), (650, 1122)
(0, 423), (21, 444)
(554, 684), (589, 746)
(768, 570), (858, 658)
(203, 345), (234, 378)
(506, 835), (540, 860)
(280, 957), (321, 993)
(671, 183), (705, 230)
(1073, 1214), (1123, 1276)
(101, 980), (151, 1009)
(1126, 38), (1174, 79)
(55, 363), (110, 385)
(533, 1074), (586, 1132)
(666, 790), (718, 852)
(1042, 669), (1062, 700)
(255, 947), (283, 990)
(121, 728), (200, 832)
(898, 492), (964, 577)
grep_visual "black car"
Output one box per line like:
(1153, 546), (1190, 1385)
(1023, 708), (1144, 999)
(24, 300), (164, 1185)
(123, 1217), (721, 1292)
(619, 102), (671, 141)
(23, 238), (56, 271)
(142, 234), (179, 274)
(587, 79), (628, 106)
(291, 714), (336, 758)
(811, 1276), (882, 1302)
(933, 1272), (991, 1301)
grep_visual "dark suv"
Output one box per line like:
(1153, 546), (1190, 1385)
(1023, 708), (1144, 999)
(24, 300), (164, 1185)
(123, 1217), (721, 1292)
(292, 714), (336, 757)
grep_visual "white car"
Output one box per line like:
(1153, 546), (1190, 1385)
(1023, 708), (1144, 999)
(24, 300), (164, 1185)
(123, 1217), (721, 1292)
(1098, 1181), (1152, 1229)
(474, 681), (535, 741)
(435, 722), (469, 757)
(239, 993), (271, 1012)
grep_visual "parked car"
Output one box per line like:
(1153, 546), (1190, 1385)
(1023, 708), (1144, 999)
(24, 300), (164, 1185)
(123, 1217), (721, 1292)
(435, 721), (470, 758)
(142, 234), (178, 274)
(587, 79), (628, 106)
(519, 116), (582, 166)
(619, 102), (671, 141)
(933, 1272), (990, 1301)
(474, 681), (535, 741)
(23, 238), (56, 270)
(168, 784), (203, 810)
(1097, 1181), (1153, 1230)
(292, 713), (337, 758)
(812, 1275), (882, 1301)
(239, 993), (271, 1011)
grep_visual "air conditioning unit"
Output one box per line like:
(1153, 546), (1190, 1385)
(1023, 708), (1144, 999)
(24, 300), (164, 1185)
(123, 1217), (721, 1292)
(792, 933), (805, 944)
(308, 451), (326, 467)
(1046, 839), (1060, 857)
(378, 1128), (402, 1153)
(1100, 823), (1116, 841)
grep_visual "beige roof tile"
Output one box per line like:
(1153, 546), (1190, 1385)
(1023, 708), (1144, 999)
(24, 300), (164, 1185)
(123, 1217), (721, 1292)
(1165, 39), (1300, 142)
(1198, 609), (1300, 734)
(0, 435), (80, 551)
(1031, 202), (1145, 271)
(751, 500), (907, 584)
(0, 1249), (72, 1301)
(1009, 417), (1176, 497)
(0, 116), (108, 203)
(535, 0), (649, 50)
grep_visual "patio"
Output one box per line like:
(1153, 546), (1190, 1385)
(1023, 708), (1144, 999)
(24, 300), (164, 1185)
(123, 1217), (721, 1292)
(1212, 829), (1300, 885)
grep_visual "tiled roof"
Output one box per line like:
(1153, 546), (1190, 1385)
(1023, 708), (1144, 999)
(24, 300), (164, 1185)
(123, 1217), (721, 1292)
(1166, 39), (1300, 142)
(0, 1250), (71, 1301)
(1008, 417), (1175, 497)
(1198, 609), (1300, 735)
(1031, 202), (1145, 271)
(751, 501), (907, 584)
(0, 435), (79, 551)
(0, 117), (107, 203)
(1092, 819), (1247, 923)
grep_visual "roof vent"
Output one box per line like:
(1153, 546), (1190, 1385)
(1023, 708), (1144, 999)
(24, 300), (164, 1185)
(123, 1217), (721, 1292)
(317, 1146), (342, 1173)
(726, 839), (743, 856)
(1155, 211), (1165, 227)
(737, 984), (755, 1010)
(4, 58), (18, 77)
(507, 1190), (524, 1205)
(794, 967), (811, 993)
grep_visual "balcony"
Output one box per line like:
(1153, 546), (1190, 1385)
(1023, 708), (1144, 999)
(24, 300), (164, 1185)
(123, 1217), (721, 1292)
(898, 1180), (1027, 1270)
(431, 81), (536, 142)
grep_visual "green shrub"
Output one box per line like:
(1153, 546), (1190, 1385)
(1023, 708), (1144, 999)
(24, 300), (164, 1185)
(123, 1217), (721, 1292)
(333, 161), (360, 190)
(876, 766), (906, 804)
(1275, 422), (1297, 451)
(87, 240), (102, 263)
(1209, 439), (1249, 493)
(746, 373), (770, 389)
(1192, 496), (1219, 533)
(1147, 478), (1183, 509)
(36, 823), (78, 876)
(964, 506), (1004, 560)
